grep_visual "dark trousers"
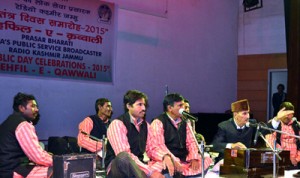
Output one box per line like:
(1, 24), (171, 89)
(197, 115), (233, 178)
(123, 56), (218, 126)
(107, 152), (147, 178)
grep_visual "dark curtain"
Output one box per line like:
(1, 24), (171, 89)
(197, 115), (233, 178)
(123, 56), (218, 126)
(284, 0), (300, 119)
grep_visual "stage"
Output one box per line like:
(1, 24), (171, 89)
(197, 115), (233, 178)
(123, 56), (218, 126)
(206, 169), (300, 178)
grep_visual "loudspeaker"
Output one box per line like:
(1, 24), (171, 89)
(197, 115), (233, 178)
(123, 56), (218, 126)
(243, 0), (259, 8)
(53, 154), (96, 178)
(243, 0), (263, 12)
(48, 136), (80, 155)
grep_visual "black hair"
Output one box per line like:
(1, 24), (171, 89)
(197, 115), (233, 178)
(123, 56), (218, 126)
(13, 92), (36, 112)
(163, 93), (184, 112)
(277, 84), (285, 90)
(183, 98), (189, 104)
(123, 90), (148, 112)
(95, 98), (110, 113)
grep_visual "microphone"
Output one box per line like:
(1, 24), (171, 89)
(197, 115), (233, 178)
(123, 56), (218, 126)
(80, 130), (101, 141)
(81, 130), (88, 135)
(246, 122), (258, 127)
(81, 130), (106, 164)
(179, 108), (198, 121)
(253, 123), (260, 145)
(292, 117), (300, 128)
(292, 117), (298, 123)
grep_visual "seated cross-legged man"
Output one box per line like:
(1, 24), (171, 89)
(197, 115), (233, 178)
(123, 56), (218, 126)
(0, 92), (53, 178)
(105, 90), (175, 178)
(151, 93), (212, 178)
(211, 99), (293, 166)
(77, 98), (113, 168)
(266, 102), (299, 168)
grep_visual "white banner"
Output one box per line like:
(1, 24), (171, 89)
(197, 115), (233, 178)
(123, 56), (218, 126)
(0, 0), (115, 82)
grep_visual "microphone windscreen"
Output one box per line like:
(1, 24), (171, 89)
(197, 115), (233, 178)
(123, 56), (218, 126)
(179, 108), (185, 115)
(245, 121), (257, 127)
(245, 122), (250, 127)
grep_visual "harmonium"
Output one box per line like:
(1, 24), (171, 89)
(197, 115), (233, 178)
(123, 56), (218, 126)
(220, 148), (291, 178)
(53, 154), (96, 178)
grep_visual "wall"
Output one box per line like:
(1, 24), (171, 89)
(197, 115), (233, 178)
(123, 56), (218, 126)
(238, 0), (286, 55)
(237, 0), (287, 121)
(237, 54), (287, 121)
(0, 0), (239, 139)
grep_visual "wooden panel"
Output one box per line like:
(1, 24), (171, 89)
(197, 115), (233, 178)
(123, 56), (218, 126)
(237, 91), (267, 101)
(238, 54), (287, 70)
(252, 111), (268, 122)
(238, 81), (268, 90)
(237, 53), (287, 120)
(238, 71), (268, 80)
(248, 100), (267, 111)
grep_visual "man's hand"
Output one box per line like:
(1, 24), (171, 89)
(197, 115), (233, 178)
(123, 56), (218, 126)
(174, 160), (183, 173)
(150, 171), (165, 178)
(277, 107), (294, 121)
(190, 159), (200, 171)
(163, 155), (174, 176)
(231, 142), (247, 150)
(291, 157), (298, 166)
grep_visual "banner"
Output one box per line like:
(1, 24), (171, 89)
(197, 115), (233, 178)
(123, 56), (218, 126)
(0, 0), (115, 82)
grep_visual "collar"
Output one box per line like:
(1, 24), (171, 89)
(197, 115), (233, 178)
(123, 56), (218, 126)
(166, 113), (182, 126)
(98, 114), (109, 123)
(233, 118), (245, 129)
(129, 113), (143, 127)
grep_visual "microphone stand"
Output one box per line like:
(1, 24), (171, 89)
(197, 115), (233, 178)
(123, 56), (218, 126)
(80, 131), (103, 171)
(258, 132), (281, 178)
(257, 124), (300, 178)
(101, 135), (106, 170)
(260, 124), (300, 139)
(184, 117), (206, 178)
(81, 130), (103, 142)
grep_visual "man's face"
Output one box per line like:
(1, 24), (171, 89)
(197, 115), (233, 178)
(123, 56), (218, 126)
(21, 100), (39, 121)
(127, 98), (146, 119)
(278, 86), (284, 93)
(183, 102), (190, 113)
(168, 100), (184, 118)
(99, 102), (113, 120)
(281, 111), (294, 124)
(234, 110), (250, 127)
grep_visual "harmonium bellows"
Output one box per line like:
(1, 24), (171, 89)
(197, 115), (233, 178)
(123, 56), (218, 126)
(220, 148), (291, 178)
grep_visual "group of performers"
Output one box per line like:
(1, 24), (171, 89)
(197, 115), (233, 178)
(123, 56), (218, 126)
(0, 90), (296, 178)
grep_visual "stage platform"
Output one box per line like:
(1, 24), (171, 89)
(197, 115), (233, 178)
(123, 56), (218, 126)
(207, 169), (300, 178)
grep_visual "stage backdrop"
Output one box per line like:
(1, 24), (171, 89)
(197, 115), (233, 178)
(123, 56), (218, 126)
(0, 0), (115, 82)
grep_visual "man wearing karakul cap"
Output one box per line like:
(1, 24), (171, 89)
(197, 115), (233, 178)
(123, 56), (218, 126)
(211, 99), (257, 162)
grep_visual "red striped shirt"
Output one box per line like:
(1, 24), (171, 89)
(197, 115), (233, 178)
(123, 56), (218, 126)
(107, 117), (168, 175)
(151, 117), (212, 176)
(77, 117), (103, 152)
(14, 121), (52, 177)
(266, 120), (300, 163)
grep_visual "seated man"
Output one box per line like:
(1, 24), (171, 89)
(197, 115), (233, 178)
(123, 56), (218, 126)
(211, 99), (257, 162)
(105, 90), (174, 178)
(183, 98), (205, 144)
(266, 102), (299, 168)
(0, 92), (53, 178)
(77, 98), (112, 154)
(151, 93), (212, 177)
(77, 98), (112, 170)
(211, 99), (292, 164)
